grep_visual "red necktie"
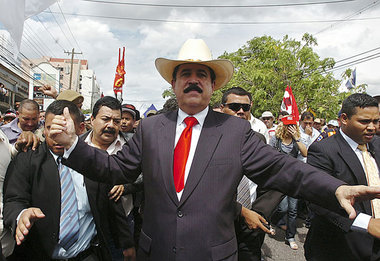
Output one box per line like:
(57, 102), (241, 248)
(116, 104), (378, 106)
(173, 117), (198, 192)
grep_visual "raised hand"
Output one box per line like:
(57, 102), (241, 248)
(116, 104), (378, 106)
(49, 107), (77, 149)
(38, 85), (58, 99)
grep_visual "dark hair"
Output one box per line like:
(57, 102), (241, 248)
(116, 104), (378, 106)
(300, 111), (314, 121)
(46, 100), (82, 124)
(92, 96), (121, 118)
(19, 99), (40, 113)
(172, 64), (216, 83)
(221, 87), (252, 104)
(341, 93), (378, 118)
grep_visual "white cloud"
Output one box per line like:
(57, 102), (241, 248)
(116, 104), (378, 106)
(3, 0), (379, 112)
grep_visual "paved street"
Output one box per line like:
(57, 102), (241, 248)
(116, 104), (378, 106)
(262, 219), (308, 261)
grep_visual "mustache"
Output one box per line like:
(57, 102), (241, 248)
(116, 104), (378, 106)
(184, 84), (203, 94)
(102, 128), (116, 134)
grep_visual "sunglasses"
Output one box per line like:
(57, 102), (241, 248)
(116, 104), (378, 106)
(262, 117), (273, 121)
(224, 103), (251, 112)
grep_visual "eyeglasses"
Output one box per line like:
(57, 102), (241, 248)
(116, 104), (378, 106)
(262, 117), (273, 121)
(224, 103), (251, 112)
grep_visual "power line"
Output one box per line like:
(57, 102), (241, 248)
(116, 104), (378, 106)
(35, 15), (66, 51)
(299, 49), (380, 78)
(81, 0), (356, 8)
(48, 7), (75, 48)
(24, 22), (55, 57)
(325, 51), (380, 72)
(315, 0), (380, 34)
(44, 10), (380, 24)
(56, 1), (84, 57)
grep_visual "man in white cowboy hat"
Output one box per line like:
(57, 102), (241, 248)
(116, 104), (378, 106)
(48, 39), (380, 261)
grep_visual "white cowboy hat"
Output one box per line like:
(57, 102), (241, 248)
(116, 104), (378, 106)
(155, 39), (234, 90)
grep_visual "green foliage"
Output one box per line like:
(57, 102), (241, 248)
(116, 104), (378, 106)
(81, 109), (91, 115)
(162, 88), (175, 99)
(212, 33), (363, 120)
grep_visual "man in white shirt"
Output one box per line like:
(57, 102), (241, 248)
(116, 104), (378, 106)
(260, 111), (277, 143)
(81, 96), (136, 260)
(304, 93), (380, 260)
(298, 111), (320, 163)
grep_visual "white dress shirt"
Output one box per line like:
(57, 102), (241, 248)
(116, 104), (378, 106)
(49, 152), (96, 258)
(175, 107), (208, 200)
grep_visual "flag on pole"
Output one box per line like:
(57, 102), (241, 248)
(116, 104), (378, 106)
(113, 47), (126, 94)
(345, 68), (356, 90)
(280, 85), (300, 121)
(0, 0), (57, 55)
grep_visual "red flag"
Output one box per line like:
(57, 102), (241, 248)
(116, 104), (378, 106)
(113, 47), (126, 94)
(280, 85), (299, 121)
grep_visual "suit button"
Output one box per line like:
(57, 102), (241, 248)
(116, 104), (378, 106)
(172, 246), (176, 253)
(177, 210), (183, 218)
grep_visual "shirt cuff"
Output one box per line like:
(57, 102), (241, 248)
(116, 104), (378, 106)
(63, 136), (78, 159)
(16, 209), (27, 223)
(10, 144), (18, 158)
(351, 213), (371, 232)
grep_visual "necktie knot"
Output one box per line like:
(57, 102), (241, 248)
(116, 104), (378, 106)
(358, 144), (367, 152)
(184, 117), (198, 128)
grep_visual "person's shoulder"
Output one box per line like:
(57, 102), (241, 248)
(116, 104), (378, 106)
(0, 121), (12, 132)
(371, 135), (380, 147)
(310, 131), (339, 151)
(212, 111), (250, 127)
(13, 141), (48, 163)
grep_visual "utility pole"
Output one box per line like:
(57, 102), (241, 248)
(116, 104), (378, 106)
(64, 48), (82, 90)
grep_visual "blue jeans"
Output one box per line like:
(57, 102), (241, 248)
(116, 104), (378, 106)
(277, 196), (298, 240)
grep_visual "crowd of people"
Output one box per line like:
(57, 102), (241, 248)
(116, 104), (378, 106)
(0, 38), (379, 261)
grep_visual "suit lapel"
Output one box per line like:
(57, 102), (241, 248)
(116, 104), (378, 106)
(336, 132), (368, 185)
(369, 139), (380, 169)
(336, 132), (372, 214)
(158, 111), (179, 205)
(179, 110), (222, 206)
(41, 144), (62, 227)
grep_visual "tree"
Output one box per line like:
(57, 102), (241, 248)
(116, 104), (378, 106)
(213, 33), (363, 120)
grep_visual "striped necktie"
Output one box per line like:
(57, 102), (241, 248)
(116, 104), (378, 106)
(237, 175), (252, 209)
(58, 157), (80, 250)
(357, 144), (380, 218)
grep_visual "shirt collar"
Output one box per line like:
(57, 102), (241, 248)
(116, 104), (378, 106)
(177, 106), (209, 127)
(84, 130), (124, 153)
(48, 150), (60, 165)
(339, 128), (366, 151)
(105, 133), (124, 154)
(10, 118), (21, 132)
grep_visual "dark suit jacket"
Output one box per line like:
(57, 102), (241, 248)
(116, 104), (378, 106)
(3, 142), (134, 261)
(64, 109), (345, 261)
(304, 132), (380, 261)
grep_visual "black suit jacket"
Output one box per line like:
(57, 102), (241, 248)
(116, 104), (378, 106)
(64, 109), (345, 261)
(305, 132), (380, 261)
(3, 142), (134, 261)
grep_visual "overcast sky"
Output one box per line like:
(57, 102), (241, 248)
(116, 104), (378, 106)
(1, 0), (380, 112)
